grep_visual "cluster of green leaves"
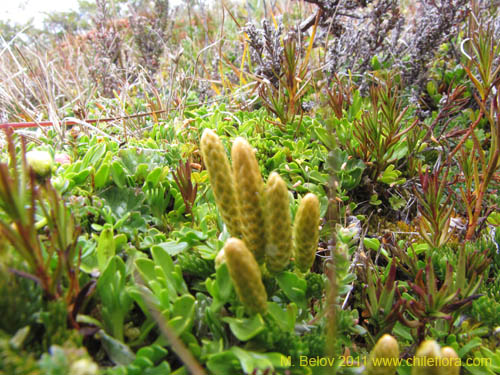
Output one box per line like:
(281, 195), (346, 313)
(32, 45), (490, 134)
(0, 108), (340, 374)
(1, 1), (500, 375)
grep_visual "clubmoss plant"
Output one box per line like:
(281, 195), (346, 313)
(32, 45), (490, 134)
(223, 238), (268, 315)
(293, 193), (320, 273)
(231, 137), (267, 263)
(263, 172), (293, 273)
(363, 337), (460, 375)
(411, 340), (442, 375)
(365, 334), (399, 375)
(200, 129), (241, 238)
(214, 248), (226, 269)
(410, 340), (461, 375)
(440, 347), (460, 375)
(201, 131), (321, 274)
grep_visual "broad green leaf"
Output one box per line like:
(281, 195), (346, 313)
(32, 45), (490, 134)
(378, 165), (405, 186)
(207, 351), (241, 374)
(151, 246), (175, 276)
(81, 143), (107, 170)
(276, 271), (307, 309)
(111, 161), (127, 188)
(71, 169), (90, 185)
(144, 167), (164, 188)
(169, 295), (195, 335)
(313, 126), (336, 149)
(267, 302), (292, 332)
(135, 163), (149, 182)
(392, 322), (413, 342)
(363, 238), (380, 252)
(222, 314), (265, 341)
(136, 345), (168, 364)
(132, 356), (154, 369)
(135, 258), (156, 282)
(215, 263), (233, 302)
(155, 241), (189, 256)
(119, 148), (153, 175)
(97, 224), (115, 272)
(230, 347), (289, 374)
(114, 233), (128, 250)
(458, 337), (483, 358)
(487, 211), (500, 226)
(76, 314), (103, 328)
(100, 187), (146, 219)
(98, 330), (135, 366)
(94, 162), (111, 189)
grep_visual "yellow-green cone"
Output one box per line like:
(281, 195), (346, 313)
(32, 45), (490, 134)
(200, 129), (241, 237)
(263, 172), (293, 273)
(293, 193), (320, 273)
(224, 238), (267, 314)
(439, 347), (460, 375)
(231, 137), (266, 263)
(365, 334), (399, 375)
(411, 340), (442, 375)
(215, 248), (226, 269)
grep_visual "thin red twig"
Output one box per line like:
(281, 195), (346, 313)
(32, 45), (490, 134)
(0, 109), (169, 130)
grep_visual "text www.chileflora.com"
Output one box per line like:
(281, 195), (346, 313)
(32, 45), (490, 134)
(281, 355), (491, 368)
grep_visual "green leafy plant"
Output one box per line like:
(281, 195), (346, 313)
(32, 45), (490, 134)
(352, 72), (418, 181)
(103, 344), (170, 375)
(0, 328), (40, 375)
(172, 159), (198, 216)
(2, 2), (500, 374)
(96, 256), (133, 343)
(327, 148), (366, 191)
(472, 295), (500, 328)
(377, 164), (406, 187)
(361, 262), (406, 344)
(466, 347), (500, 375)
(39, 344), (98, 375)
(451, 242), (489, 300)
(129, 246), (194, 341)
(414, 168), (454, 249)
(323, 73), (355, 120)
(452, 13), (500, 240)
(253, 22), (316, 131)
(403, 258), (477, 343)
(0, 133), (81, 307)
(144, 184), (172, 230)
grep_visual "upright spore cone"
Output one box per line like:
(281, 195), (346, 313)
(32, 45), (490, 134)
(439, 347), (460, 375)
(231, 137), (266, 263)
(200, 129), (241, 237)
(411, 340), (442, 375)
(293, 193), (320, 273)
(224, 238), (267, 314)
(365, 334), (399, 375)
(263, 172), (292, 273)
